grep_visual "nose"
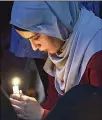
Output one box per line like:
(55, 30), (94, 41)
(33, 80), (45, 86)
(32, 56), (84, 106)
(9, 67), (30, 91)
(30, 42), (41, 51)
(31, 44), (37, 50)
(29, 39), (41, 51)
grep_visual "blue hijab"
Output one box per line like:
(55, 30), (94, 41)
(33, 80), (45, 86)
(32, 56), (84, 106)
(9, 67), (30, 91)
(10, 1), (79, 40)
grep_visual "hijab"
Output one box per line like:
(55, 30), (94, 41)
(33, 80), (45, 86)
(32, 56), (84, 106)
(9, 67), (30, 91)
(11, 1), (79, 40)
(11, 1), (102, 94)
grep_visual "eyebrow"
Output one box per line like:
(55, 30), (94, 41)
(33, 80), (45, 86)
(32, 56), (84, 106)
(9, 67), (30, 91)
(26, 33), (38, 40)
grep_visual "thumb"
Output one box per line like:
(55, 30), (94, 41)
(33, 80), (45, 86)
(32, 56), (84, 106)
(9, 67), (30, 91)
(19, 90), (23, 95)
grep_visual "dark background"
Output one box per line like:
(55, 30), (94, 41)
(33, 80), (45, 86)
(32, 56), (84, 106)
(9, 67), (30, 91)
(0, 1), (27, 95)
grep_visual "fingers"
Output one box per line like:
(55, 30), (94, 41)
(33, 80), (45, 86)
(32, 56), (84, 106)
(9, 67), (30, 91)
(10, 93), (37, 102)
(10, 98), (21, 107)
(10, 98), (27, 110)
(19, 90), (23, 94)
(10, 94), (28, 101)
(12, 104), (24, 114)
(10, 94), (22, 101)
(17, 114), (29, 120)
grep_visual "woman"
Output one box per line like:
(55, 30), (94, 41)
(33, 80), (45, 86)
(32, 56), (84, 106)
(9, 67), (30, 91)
(10, 1), (102, 120)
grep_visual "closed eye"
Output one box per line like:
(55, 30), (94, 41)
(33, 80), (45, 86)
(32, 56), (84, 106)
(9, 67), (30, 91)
(32, 34), (40, 40)
(27, 33), (40, 41)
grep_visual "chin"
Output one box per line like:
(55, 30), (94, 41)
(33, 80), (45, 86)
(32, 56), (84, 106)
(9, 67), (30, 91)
(39, 49), (45, 52)
(48, 50), (57, 54)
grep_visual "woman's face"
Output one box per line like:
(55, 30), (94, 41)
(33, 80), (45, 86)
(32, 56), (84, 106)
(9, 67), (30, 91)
(16, 30), (64, 54)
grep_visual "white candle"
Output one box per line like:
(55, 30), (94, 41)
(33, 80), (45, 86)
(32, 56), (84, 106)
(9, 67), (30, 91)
(13, 85), (19, 94)
(12, 77), (20, 94)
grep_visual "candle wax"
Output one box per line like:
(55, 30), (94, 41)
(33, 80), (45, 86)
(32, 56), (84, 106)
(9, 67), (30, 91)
(13, 85), (19, 94)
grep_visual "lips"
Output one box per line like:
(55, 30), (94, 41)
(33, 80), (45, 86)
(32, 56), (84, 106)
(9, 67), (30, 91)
(39, 49), (46, 52)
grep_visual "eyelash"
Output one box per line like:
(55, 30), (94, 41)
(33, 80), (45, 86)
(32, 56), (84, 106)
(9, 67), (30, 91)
(32, 34), (40, 40)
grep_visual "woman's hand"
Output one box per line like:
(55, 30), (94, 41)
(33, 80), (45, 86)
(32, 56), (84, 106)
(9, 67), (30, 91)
(10, 93), (44, 120)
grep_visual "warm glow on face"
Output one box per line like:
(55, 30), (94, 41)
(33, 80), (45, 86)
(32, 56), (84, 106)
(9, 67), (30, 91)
(12, 77), (20, 86)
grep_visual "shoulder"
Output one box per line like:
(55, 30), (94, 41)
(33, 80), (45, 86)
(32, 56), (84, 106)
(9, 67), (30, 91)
(87, 50), (102, 69)
(86, 50), (102, 86)
(80, 50), (102, 86)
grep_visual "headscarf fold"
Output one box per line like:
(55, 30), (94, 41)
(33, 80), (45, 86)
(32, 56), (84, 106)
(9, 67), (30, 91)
(44, 8), (102, 94)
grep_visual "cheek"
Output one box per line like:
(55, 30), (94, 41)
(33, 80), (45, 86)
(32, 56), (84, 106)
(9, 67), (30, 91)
(39, 38), (49, 47)
(39, 36), (58, 52)
(43, 41), (54, 49)
(48, 43), (58, 53)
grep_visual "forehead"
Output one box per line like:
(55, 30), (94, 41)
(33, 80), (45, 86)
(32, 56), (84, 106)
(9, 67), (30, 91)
(16, 30), (37, 39)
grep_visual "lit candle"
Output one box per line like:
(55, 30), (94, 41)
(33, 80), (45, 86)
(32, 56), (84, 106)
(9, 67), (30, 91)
(12, 77), (20, 94)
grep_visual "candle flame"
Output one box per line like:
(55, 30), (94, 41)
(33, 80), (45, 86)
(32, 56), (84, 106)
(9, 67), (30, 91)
(12, 77), (20, 86)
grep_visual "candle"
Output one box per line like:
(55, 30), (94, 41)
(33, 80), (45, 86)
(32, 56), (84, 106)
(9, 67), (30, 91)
(12, 77), (20, 94)
(13, 85), (19, 94)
